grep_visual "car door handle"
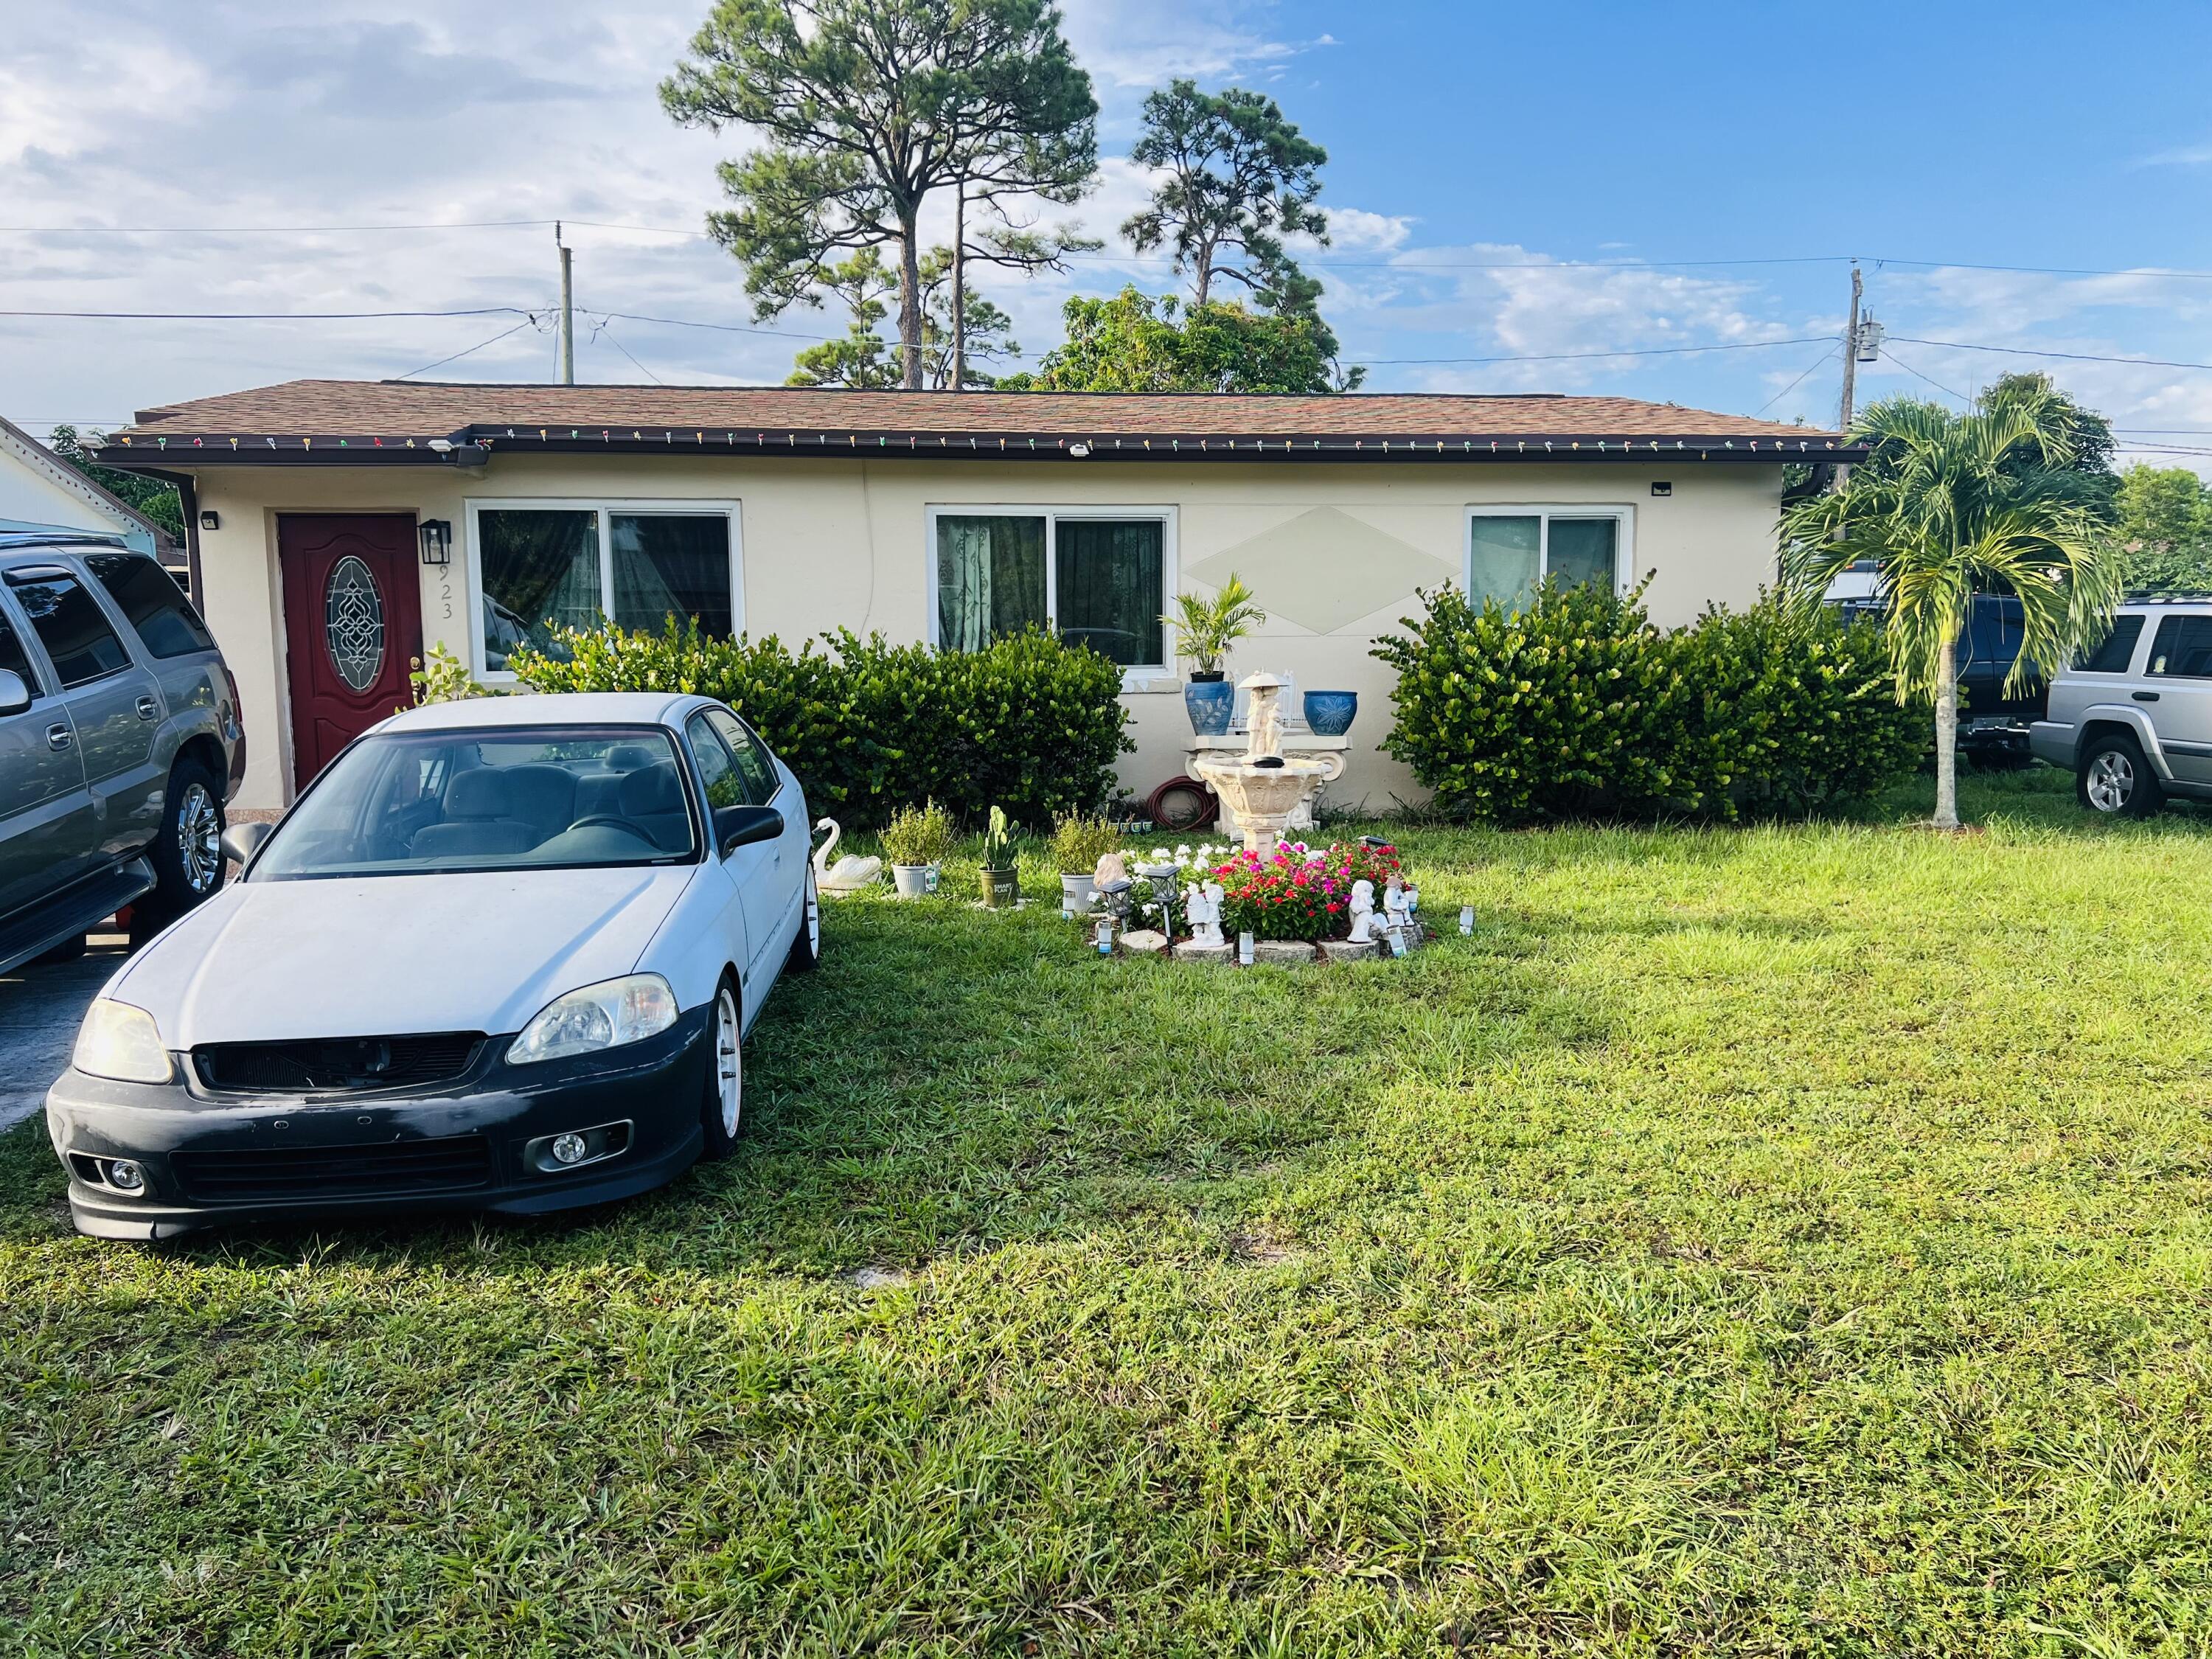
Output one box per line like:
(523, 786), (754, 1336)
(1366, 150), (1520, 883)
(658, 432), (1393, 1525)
(2134, 691), (2160, 702)
(45, 723), (72, 751)
(136, 695), (159, 721)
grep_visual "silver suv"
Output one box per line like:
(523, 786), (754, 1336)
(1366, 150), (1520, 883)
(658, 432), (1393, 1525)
(0, 532), (244, 969)
(2031, 599), (2212, 816)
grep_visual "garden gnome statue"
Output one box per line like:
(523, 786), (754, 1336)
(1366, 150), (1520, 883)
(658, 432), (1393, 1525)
(1346, 879), (1377, 943)
(1382, 873), (1413, 939)
(1186, 880), (1226, 947)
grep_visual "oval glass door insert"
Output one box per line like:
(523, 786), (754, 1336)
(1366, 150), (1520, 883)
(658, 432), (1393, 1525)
(324, 554), (386, 692)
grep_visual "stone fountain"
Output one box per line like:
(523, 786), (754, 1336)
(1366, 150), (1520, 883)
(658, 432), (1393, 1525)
(1189, 673), (1345, 858)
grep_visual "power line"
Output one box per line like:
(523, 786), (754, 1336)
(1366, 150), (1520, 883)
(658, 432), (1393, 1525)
(591, 320), (664, 386)
(1879, 345), (1972, 403)
(0, 305), (534, 321)
(1753, 342), (1840, 418)
(1891, 335), (2212, 372)
(393, 316), (543, 380)
(594, 308), (834, 342)
(1357, 334), (1837, 366)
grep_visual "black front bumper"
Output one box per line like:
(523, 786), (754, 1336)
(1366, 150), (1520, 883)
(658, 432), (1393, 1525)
(45, 1009), (712, 1240)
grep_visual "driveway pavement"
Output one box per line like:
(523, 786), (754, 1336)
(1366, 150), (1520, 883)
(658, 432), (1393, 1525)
(0, 933), (127, 1133)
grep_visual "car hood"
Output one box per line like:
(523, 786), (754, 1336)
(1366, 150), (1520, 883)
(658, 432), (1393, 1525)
(111, 866), (700, 1048)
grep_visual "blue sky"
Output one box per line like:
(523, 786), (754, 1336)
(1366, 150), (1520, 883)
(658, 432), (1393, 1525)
(6, 1), (2212, 470)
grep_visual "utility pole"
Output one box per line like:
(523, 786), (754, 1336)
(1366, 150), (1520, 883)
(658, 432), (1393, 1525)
(1837, 262), (1863, 433)
(556, 221), (575, 386)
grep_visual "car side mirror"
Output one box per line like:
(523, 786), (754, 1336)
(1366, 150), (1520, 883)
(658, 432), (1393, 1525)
(0, 669), (29, 717)
(713, 803), (782, 856)
(220, 821), (273, 867)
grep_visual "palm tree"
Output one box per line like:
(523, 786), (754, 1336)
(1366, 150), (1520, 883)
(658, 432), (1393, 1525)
(1781, 386), (2126, 830)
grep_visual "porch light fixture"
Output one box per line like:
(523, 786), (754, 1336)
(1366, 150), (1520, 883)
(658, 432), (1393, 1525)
(417, 519), (453, 566)
(198, 509), (220, 531)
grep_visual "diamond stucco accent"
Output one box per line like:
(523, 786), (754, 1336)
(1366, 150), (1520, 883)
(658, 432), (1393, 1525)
(1186, 507), (1455, 635)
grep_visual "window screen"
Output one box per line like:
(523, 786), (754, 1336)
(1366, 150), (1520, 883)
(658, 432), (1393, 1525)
(1468, 516), (1541, 607)
(84, 552), (214, 658)
(1056, 520), (1164, 667)
(1547, 518), (1619, 591)
(611, 514), (731, 637)
(2079, 613), (2143, 673)
(7, 571), (131, 688)
(2148, 614), (2212, 678)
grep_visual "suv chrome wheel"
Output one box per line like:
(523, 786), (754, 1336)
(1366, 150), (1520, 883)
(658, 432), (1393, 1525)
(2085, 750), (2135, 812)
(178, 782), (223, 893)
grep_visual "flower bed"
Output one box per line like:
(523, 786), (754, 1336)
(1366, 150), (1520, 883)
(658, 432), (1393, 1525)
(1214, 839), (1405, 942)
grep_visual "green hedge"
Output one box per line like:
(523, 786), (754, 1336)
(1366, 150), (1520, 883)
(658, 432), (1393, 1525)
(511, 621), (1132, 828)
(1371, 581), (1924, 823)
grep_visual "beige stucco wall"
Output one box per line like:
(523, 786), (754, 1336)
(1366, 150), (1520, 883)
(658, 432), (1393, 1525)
(184, 456), (1787, 813)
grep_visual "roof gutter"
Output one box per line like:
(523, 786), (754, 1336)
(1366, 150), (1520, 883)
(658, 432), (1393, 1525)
(92, 425), (1863, 468)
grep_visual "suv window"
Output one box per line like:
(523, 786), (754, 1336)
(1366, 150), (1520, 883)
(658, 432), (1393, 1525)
(2148, 614), (2212, 678)
(684, 712), (747, 809)
(705, 709), (777, 804)
(2079, 613), (2144, 673)
(85, 552), (214, 659)
(0, 606), (40, 700)
(4, 570), (131, 689)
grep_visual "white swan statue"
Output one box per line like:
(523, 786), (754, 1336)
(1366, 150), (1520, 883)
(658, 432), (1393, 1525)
(813, 818), (883, 894)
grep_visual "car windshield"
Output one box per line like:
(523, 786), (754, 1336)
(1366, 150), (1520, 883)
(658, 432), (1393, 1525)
(252, 726), (698, 879)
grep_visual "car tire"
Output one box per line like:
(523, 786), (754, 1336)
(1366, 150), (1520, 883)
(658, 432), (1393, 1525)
(785, 866), (821, 974)
(2078, 733), (2163, 818)
(696, 975), (745, 1161)
(138, 758), (227, 934)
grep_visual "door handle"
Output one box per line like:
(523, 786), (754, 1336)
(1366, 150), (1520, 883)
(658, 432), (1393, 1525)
(136, 695), (159, 721)
(2134, 691), (2160, 702)
(45, 723), (72, 751)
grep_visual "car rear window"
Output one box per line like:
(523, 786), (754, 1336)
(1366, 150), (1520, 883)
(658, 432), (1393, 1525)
(85, 552), (215, 659)
(0, 608), (39, 699)
(2148, 614), (2212, 678)
(3, 570), (132, 688)
(2079, 613), (2145, 673)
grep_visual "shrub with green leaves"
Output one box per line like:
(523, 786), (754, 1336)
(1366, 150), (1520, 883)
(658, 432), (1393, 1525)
(511, 620), (1131, 827)
(880, 801), (957, 869)
(1372, 582), (1923, 823)
(1049, 815), (1123, 875)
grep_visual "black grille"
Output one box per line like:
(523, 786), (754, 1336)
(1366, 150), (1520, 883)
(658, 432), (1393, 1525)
(171, 1135), (493, 1203)
(192, 1033), (484, 1094)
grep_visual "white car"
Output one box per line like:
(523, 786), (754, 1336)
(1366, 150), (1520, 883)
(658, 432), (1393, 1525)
(45, 692), (821, 1240)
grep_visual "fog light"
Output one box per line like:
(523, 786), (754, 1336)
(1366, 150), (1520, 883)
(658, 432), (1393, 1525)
(550, 1133), (588, 1166)
(105, 1158), (147, 1194)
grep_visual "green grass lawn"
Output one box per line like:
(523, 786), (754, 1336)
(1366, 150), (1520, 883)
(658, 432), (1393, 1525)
(5, 768), (2212, 1655)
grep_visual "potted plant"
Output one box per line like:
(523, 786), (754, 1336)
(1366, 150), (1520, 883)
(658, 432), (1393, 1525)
(881, 800), (955, 899)
(978, 806), (1019, 908)
(1164, 573), (1266, 736)
(1050, 814), (1121, 915)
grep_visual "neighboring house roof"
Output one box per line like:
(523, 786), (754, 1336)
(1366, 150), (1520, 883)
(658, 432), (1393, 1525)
(94, 380), (1857, 467)
(0, 414), (176, 551)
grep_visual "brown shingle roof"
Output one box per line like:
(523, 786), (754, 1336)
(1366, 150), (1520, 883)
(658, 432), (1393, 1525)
(99, 380), (1852, 467)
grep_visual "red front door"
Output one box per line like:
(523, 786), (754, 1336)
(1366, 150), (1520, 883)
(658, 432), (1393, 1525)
(278, 515), (424, 792)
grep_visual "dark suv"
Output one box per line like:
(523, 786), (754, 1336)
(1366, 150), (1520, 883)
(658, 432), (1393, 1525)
(1839, 591), (2043, 760)
(0, 533), (244, 970)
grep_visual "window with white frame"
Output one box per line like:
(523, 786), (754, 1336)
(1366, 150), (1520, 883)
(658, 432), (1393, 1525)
(928, 507), (1172, 673)
(1466, 506), (1632, 610)
(469, 501), (741, 674)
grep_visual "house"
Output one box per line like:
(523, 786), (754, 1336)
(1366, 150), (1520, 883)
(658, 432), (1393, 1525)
(93, 383), (1858, 815)
(0, 414), (180, 568)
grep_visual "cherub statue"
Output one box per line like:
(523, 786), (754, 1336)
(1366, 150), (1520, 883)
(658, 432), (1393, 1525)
(1185, 879), (1226, 947)
(1382, 872), (1413, 939)
(1346, 878), (1377, 943)
(1248, 684), (1285, 761)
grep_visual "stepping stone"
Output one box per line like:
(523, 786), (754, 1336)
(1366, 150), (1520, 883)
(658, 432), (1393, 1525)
(1252, 940), (1320, 966)
(1119, 929), (1169, 956)
(1321, 939), (1377, 963)
(1173, 941), (1234, 965)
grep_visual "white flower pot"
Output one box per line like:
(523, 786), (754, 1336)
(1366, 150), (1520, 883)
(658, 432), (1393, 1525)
(1060, 873), (1098, 915)
(892, 863), (939, 899)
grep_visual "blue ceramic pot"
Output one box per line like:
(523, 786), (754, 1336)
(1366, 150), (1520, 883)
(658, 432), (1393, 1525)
(1303, 689), (1358, 736)
(1184, 675), (1234, 736)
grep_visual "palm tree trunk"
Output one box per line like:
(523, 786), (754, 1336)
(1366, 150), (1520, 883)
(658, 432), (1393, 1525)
(1933, 623), (1961, 830)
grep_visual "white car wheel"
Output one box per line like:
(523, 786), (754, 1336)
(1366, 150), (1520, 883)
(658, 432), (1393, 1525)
(715, 985), (742, 1138)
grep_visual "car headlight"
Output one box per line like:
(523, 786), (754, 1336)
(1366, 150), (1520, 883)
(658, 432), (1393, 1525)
(73, 1000), (175, 1085)
(507, 974), (678, 1065)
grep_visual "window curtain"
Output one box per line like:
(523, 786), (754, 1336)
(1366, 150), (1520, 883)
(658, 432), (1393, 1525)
(1548, 518), (1619, 592)
(611, 514), (731, 638)
(1468, 515), (1541, 609)
(1055, 521), (1164, 666)
(936, 515), (1046, 650)
(479, 509), (599, 669)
